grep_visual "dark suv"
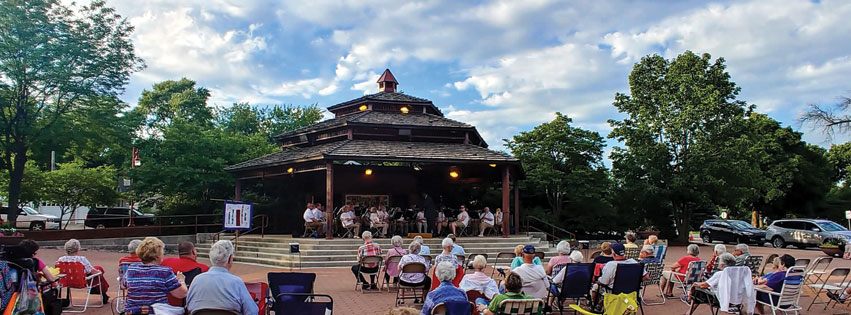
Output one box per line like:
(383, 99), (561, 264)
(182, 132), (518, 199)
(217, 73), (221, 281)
(699, 219), (766, 245)
(84, 207), (155, 228)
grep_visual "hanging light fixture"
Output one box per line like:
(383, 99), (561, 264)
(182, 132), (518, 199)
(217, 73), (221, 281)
(287, 167), (294, 174)
(400, 106), (410, 114)
(449, 170), (459, 178)
(359, 105), (368, 111)
(365, 168), (373, 175)
(489, 163), (497, 168)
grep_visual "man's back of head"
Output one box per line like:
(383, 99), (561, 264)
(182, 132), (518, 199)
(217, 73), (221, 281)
(178, 241), (196, 257)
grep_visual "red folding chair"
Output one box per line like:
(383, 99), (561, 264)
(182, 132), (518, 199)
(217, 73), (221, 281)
(245, 282), (270, 315)
(56, 261), (104, 312)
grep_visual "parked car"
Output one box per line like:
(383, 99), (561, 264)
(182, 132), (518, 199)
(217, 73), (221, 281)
(84, 207), (156, 228)
(699, 219), (766, 245)
(0, 206), (61, 230)
(765, 218), (851, 249)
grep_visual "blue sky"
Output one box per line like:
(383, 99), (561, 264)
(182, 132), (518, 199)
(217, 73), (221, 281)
(99, 0), (851, 155)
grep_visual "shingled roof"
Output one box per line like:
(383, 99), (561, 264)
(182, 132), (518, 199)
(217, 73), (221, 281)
(326, 91), (434, 111)
(275, 110), (472, 139)
(226, 139), (518, 172)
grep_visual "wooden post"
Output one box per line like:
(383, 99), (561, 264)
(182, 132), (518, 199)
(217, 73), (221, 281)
(514, 180), (520, 234)
(326, 161), (334, 240)
(502, 166), (510, 237)
(234, 179), (242, 201)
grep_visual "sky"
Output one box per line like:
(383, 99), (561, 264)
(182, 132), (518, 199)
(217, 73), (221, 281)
(97, 0), (851, 155)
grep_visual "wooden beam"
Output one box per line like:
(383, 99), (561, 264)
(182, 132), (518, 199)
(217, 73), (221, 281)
(502, 166), (510, 237)
(514, 179), (520, 235)
(325, 161), (334, 240)
(234, 179), (242, 201)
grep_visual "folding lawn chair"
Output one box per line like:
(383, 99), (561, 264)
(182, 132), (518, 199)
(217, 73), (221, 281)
(495, 299), (545, 315)
(624, 248), (640, 260)
(806, 267), (849, 311)
(267, 272), (317, 315)
(431, 300), (473, 314)
(640, 263), (665, 306)
(755, 266), (805, 315)
(805, 257), (832, 285)
(652, 245), (667, 263)
(609, 263), (645, 314)
(671, 260), (706, 304)
(56, 261), (104, 313)
(760, 254), (779, 277)
(743, 255), (763, 278)
(549, 262), (595, 313)
(273, 293), (332, 315)
(569, 292), (639, 315)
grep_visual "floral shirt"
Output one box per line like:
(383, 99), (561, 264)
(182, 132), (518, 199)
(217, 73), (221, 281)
(398, 254), (429, 283)
(57, 255), (95, 273)
(358, 241), (382, 268)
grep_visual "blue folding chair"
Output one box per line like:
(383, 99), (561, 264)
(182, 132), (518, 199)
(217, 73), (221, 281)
(273, 293), (333, 315)
(550, 263), (595, 313)
(610, 263), (644, 315)
(267, 272), (317, 315)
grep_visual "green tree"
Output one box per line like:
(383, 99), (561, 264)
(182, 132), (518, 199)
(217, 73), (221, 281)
(217, 103), (324, 141)
(828, 142), (851, 185)
(0, 0), (143, 222)
(134, 78), (213, 131)
(505, 113), (613, 230)
(44, 161), (119, 228)
(0, 160), (47, 205)
(608, 51), (749, 241)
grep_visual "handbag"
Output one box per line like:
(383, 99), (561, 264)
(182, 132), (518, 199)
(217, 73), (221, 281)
(13, 270), (42, 315)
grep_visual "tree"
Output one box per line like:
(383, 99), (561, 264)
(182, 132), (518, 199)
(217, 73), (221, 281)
(44, 161), (119, 228)
(217, 102), (324, 141)
(608, 51), (749, 241)
(0, 0), (143, 222)
(828, 142), (851, 185)
(801, 96), (851, 138)
(505, 113), (613, 230)
(0, 160), (47, 205)
(134, 78), (213, 132)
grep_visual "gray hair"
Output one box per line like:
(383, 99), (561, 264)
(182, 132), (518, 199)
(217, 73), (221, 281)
(391, 235), (404, 247)
(472, 255), (488, 270)
(128, 239), (142, 253)
(718, 253), (737, 268)
(569, 250), (584, 263)
(413, 235), (424, 244)
(556, 241), (571, 255)
(687, 244), (700, 256)
(441, 237), (454, 249)
(208, 240), (234, 266)
(714, 244), (727, 255)
(408, 241), (421, 255)
(735, 243), (749, 254)
(64, 239), (81, 255)
(625, 232), (637, 243)
(435, 261), (456, 282)
(641, 245), (654, 254)
(362, 231), (373, 240)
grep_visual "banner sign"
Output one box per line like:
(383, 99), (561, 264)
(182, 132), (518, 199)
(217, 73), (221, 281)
(224, 201), (253, 230)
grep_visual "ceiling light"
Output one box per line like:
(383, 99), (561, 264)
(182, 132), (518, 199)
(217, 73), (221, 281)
(359, 105), (368, 111)
(449, 171), (459, 178)
(365, 169), (373, 175)
(400, 106), (409, 114)
(287, 167), (294, 173)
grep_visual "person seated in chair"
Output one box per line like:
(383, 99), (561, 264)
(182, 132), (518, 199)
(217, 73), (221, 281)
(351, 231), (383, 290)
(124, 237), (188, 315)
(340, 203), (361, 237)
(546, 241), (573, 275)
(477, 272), (540, 315)
(512, 245), (549, 301)
(422, 262), (468, 315)
(686, 253), (743, 314)
(591, 243), (639, 302)
(415, 208), (428, 233)
(398, 241), (431, 303)
(450, 205), (470, 235)
(119, 240), (143, 264)
(57, 239), (110, 303)
(624, 232), (639, 249)
(460, 255), (499, 302)
(638, 245), (660, 265)
(755, 254), (799, 315)
(447, 234), (465, 256)
(186, 240), (257, 315)
(18, 239), (57, 284)
(413, 235), (430, 255)
(660, 244), (701, 298)
(478, 207), (495, 237)
(733, 244), (751, 266)
(384, 236), (408, 285)
(161, 241), (208, 306)
(302, 203), (324, 236)
(369, 207), (389, 237)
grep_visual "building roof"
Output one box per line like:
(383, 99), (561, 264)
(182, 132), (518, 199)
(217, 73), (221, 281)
(326, 91), (434, 112)
(377, 69), (397, 83)
(275, 110), (472, 139)
(226, 139), (518, 172)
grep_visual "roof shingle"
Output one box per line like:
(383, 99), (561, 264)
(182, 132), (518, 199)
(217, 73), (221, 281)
(275, 111), (471, 139)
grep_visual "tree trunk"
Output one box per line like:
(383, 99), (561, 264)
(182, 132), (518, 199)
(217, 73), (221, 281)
(6, 145), (27, 224)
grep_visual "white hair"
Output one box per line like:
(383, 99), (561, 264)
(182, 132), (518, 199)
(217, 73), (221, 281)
(362, 231), (373, 240)
(413, 235), (424, 244)
(435, 261), (456, 282)
(408, 241), (421, 254)
(128, 239), (142, 253)
(391, 235), (404, 247)
(687, 244), (700, 256)
(714, 244), (727, 255)
(641, 245), (654, 254)
(472, 255), (488, 269)
(735, 243), (749, 253)
(556, 241), (571, 254)
(569, 250), (584, 263)
(209, 240), (234, 266)
(64, 239), (81, 255)
(718, 253), (737, 268)
(441, 237), (454, 249)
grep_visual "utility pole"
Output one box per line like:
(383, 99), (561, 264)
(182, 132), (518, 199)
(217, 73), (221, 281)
(128, 147), (141, 227)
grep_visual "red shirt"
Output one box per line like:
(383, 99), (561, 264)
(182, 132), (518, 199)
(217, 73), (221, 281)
(119, 254), (142, 264)
(160, 256), (209, 273)
(674, 256), (701, 280)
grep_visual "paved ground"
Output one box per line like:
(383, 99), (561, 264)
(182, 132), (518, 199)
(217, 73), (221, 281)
(34, 241), (851, 314)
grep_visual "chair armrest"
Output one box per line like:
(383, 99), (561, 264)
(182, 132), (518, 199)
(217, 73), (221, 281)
(85, 270), (103, 280)
(754, 287), (779, 296)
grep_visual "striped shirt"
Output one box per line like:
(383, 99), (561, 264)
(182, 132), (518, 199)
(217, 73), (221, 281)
(124, 264), (181, 313)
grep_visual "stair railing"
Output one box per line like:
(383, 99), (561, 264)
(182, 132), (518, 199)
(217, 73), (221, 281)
(524, 215), (576, 248)
(212, 214), (269, 245)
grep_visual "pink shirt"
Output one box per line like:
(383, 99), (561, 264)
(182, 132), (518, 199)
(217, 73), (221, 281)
(385, 247), (407, 277)
(547, 255), (573, 271)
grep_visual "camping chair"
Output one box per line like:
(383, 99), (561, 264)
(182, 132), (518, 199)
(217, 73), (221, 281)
(245, 282), (270, 315)
(395, 262), (429, 306)
(190, 309), (239, 315)
(115, 261), (141, 313)
(273, 293), (332, 315)
(671, 260), (707, 304)
(492, 252), (516, 278)
(569, 293), (639, 315)
(640, 263), (665, 306)
(805, 257), (833, 285)
(743, 256), (764, 278)
(550, 263), (568, 279)
(431, 301), (473, 315)
(466, 289), (486, 305)
(806, 267), (849, 311)
(760, 254), (779, 276)
(755, 266), (805, 315)
(302, 223), (318, 238)
(652, 245), (667, 263)
(549, 263), (595, 313)
(56, 261), (104, 313)
(381, 255), (404, 292)
(687, 266), (752, 315)
(355, 256), (382, 292)
(624, 248), (640, 260)
(609, 263), (645, 314)
(495, 299), (545, 315)
(267, 272), (317, 314)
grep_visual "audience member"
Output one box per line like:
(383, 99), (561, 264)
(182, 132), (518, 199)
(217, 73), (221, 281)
(161, 241), (210, 273)
(592, 243), (639, 301)
(413, 235), (430, 255)
(57, 239), (110, 303)
(415, 208), (427, 233)
(687, 253), (745, 313)
(352, 231), (383, 290)
(545, 241), (573, 275)
(422, 262), (468, 315)
(477, 272), (537, 315)
(447, 234), (466, 255)
(569, 250), (584, 263)
(384, 235), (408, 285)
(459, 255), (499, 301)
(186, 240), (257, 315)
(478, 207), (495, 237)
(340, 203), (361, 237)
(706, 244), (727, 275)
(436, 208), (448, 235)
(369, 207), (388, 237)
(494, 208), (503, 232)
(450, 205), (470, 235)
(18, 239), (56, 283)
(660, 244), (701, 297)
(512, 245), (548, 300)
(302, 203), (324, 236)
(755, 254), (799, 315)
(643, 235), (659, 246)
(434, 237), (460, 267)
(119, 240), (143, 264)
(510, 244), (542, 270)
(638, 245), (660, 265)
(123, 237), (187, 315)
(398, 242), (431, 302)
(592, 242), (614, 264)
(624, 232), (639, 249)
(733, 244), (751, 266)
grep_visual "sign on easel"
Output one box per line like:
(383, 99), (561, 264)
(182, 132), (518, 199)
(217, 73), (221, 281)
(224, 201), (253, 230)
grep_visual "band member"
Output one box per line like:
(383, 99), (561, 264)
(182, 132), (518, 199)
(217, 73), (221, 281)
(370, 207), (388, 237)
(450, 205), (470, 235)
(340, 203), (360, 237)
(303, 203), (323, 236)
(478, 207), (495, 237)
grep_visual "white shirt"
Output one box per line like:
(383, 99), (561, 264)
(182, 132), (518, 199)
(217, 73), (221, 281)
(496, 212), (503, 224)
(378, 210), (388, 222)
(303, 208), (316, 222)
(312, 208), (324, 222)
(341, 211), (356, 227)
(437, 212), (446, 223)
(416, 211), (425, 222)
(370, 212), (382, 224)
(458, 211), (469, 225)
(481, 212), (494, 225)
(598, 259), (638, 286)
(513, 263), (549, 300)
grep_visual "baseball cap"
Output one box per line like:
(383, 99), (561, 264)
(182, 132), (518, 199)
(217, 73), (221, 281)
(522, 244), (536, 254)
(611, 243), (626, 256)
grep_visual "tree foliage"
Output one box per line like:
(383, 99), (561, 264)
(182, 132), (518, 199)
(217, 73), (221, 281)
(43, 161), (118, 228)
(217, 102), (324, 141)
(0, 0), (143, 222)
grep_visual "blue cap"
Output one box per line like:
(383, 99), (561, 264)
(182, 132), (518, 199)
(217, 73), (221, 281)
(522, 245), (536, 254)
(611, 243), (626, 256)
